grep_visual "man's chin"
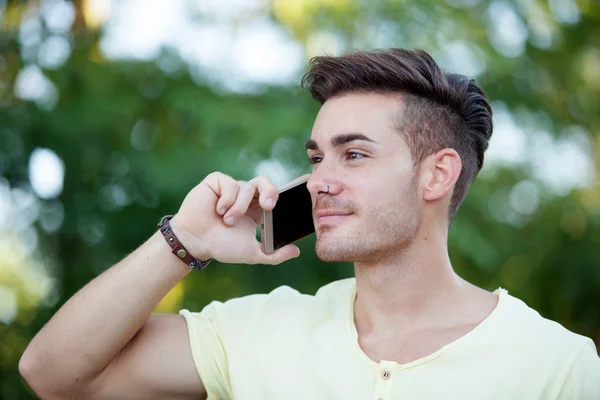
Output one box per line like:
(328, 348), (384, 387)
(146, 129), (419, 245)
(315, 250), (352, 263)
(314, 240), (356, 263)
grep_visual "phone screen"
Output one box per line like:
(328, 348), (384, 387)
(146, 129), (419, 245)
(272, 181), (315, 250)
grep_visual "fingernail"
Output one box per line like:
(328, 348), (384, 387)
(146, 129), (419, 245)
(225, 216), (236, 225)
(218, 208), (226, 215)
(265, 198), (274, 207)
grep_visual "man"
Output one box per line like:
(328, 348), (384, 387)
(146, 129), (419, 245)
(19, 49), (600, 399)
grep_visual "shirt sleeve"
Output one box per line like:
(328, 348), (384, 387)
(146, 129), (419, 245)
(179, 302), (231, 400)
(558, 339), (600, 399)
(179, 291), (280, 400)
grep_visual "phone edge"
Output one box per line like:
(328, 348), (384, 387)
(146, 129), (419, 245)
(261, 208), (274, 254)
(277, 176), (309, 192)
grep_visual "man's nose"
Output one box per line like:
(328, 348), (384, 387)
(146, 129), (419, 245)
(307, 167), (342, 197)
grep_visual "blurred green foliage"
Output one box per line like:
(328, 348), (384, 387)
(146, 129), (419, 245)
(1, 0), (600, 398)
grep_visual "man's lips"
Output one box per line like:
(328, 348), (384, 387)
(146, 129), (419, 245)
(315, 210), (353, 223)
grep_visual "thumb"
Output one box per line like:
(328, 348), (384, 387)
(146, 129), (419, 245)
(252, 244), (300, 265)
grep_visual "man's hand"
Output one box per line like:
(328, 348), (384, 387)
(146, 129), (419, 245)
(170, 172), (302, 265)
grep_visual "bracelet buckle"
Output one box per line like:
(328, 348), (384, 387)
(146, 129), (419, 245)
(157, 215), (212, 271)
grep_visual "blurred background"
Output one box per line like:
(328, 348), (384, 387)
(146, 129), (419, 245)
(0, 0), (599, 397)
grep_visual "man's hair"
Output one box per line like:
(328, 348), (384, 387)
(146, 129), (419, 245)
(301, 48), (493, 222)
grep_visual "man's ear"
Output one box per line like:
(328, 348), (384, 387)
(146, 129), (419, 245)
(422, 149), (462, 202)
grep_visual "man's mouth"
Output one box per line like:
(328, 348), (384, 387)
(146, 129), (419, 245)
(314, 210), (353, 224)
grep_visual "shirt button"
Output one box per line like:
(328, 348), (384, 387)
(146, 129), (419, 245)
(381, 370), (391, 380)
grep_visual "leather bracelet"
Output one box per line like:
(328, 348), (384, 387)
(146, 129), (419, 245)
(157, 215), (212, 271)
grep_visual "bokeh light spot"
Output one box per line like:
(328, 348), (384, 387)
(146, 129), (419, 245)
(28, 148), (65, 199)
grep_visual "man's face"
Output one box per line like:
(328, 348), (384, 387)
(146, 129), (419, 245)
(306, 92), (422, 263)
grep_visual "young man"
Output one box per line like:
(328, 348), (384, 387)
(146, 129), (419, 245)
(20, 49), (599, 399)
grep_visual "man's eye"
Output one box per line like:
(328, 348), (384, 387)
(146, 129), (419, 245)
(348, 152), (365, 160)
(309, 156), (323, 164)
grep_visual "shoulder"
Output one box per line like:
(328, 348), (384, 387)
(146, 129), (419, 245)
(180, 278), (355, 336)
(212, 277), (353, 311)
(499, 291), (591, 350)
(494, 290), (597, 369)
(465, 290), (600, 395)
(558, 340), (600, 398)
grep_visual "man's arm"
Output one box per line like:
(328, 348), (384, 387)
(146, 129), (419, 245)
(83, 314), (203, 400)
(19, 231), (206, 400)
(19, 173), (300, 399)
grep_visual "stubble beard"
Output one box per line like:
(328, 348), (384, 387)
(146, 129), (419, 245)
(315, 188), (422, 263)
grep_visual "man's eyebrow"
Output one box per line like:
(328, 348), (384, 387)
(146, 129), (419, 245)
(331, 133), (376, 147)
(305, 133), (377, 151)
(305, 138), (319, 150)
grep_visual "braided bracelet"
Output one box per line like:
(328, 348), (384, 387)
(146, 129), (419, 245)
(157, 215), (212, 271)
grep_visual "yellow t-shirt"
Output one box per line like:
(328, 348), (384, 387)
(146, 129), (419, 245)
(179, 278), (600, 399)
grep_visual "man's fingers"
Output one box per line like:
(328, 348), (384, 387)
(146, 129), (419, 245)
(223, 182), (255, 225)
(252, 244), (300, 265)
(213, 174), (240, 216)
(249, 176), (279, 210)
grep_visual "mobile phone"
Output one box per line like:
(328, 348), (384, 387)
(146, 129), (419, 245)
(261, 178), (315, 254)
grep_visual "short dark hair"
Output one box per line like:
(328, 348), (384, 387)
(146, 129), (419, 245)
(301, 48), (493, 222)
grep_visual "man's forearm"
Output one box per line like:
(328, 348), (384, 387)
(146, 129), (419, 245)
(20, 172), (294, 399)
(19, 230), (194, 394)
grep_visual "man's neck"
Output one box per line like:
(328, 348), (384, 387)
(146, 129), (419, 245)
(351, 228), (498, 364)
(352, 228), (494, 336)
